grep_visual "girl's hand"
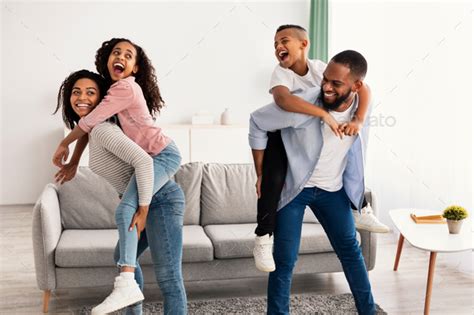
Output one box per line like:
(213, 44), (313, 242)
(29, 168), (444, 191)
(322, 112), (343, 139)
(54, 163), (78, 185)
(129, 205), (149, 239)
(53, 143), (70, 167)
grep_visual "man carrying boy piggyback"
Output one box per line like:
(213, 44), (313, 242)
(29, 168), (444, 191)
(252, 25), (389, 273)
(249, 44), (380, 314)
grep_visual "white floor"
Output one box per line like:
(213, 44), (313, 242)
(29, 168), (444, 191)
(0, 205), (472, 314)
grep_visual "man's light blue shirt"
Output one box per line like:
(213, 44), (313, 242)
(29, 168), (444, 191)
(248, 87), (370, 211)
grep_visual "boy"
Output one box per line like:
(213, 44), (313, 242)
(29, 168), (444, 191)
(253, 25), (389, 273)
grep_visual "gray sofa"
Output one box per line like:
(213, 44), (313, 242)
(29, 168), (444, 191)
(32, 162), (377, 313)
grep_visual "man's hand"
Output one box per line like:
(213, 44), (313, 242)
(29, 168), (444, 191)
(322, 112), (343, 139)
(129, 205), (149, 239)
(52, 142), (70, 167)
(54, 162), (78, 185)
(255, 175), (262, 199)
(340, 117), (363, 136)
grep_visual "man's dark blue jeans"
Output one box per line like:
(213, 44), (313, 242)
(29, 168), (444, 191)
(267, 186), (375, 315)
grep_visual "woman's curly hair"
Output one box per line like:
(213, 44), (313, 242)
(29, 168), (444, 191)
(53, 69), (108, 129)
(95, 38), (165, 117)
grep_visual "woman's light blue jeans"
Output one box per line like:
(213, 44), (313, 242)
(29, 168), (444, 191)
(114, 179), (187, 315)
(267, 187), (375, 315)
(115, 141), (181, 269)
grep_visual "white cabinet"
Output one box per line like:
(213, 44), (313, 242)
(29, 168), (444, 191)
(162, 125), (252, 164)
(66, 124), (252, 166)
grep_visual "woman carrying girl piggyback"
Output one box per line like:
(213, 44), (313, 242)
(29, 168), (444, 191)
(52, 38), (184, 314)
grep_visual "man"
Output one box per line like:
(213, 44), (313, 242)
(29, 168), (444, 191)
(249, 50), (376, 315)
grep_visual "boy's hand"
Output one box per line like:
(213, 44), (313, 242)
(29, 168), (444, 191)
(53, 143), (69, 167)
(129, 205), (149, 239)
(54, 162), (78, 185)
(322, 112), (343, 139)
(255, 175), (262, 199)
(340, 117), (363, 136)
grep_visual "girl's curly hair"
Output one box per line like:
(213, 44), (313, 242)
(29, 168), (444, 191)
(53, 70), (108, 129)
(95, 38), (165, 117)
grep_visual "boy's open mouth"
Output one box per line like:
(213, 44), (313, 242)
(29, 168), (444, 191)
(113, 63), (125, 74)
(278, 51), (289, 62)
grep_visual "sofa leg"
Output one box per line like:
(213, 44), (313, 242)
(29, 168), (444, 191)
(43, 290), (51, 313)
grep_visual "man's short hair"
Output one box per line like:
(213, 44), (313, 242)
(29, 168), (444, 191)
(276, 24), (308, 40)
(330, 50), (368, 80)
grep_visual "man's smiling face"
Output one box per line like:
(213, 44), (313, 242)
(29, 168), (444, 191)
(320, 61), (358, 111)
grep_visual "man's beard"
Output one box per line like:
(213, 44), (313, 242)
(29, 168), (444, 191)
(319, 87), (352, 111)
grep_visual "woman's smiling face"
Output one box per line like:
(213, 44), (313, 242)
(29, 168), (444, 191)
(70, 78), (100, 118)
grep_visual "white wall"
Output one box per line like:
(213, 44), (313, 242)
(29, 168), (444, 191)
(330, 0), (473, 226)
(1, 0), (472, 225)
(0, 0), (309, 204)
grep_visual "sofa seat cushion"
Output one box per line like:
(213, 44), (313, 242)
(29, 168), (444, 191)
(56, 226), (214, 267)
(204, 223), (357, 259)
(180, 225), (214, 262)
(56, 229), (118, 267)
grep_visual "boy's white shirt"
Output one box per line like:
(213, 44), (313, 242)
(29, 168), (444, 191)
(269, 59), (327, 93)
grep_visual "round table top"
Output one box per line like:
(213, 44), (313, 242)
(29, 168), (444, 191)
(389, 208), (472, 252)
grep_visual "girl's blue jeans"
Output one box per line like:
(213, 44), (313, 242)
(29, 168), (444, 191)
(115, 141), (181, 269)
(114, 179), (187, 315)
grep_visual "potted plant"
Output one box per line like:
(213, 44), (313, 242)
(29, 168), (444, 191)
(442, 205), (468, 234)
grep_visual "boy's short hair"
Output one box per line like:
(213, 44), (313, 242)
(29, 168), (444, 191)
(276, 24), (308, 40)
(331, 50), (368, 80)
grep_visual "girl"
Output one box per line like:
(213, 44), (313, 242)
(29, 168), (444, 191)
(52, 38), (184, 314)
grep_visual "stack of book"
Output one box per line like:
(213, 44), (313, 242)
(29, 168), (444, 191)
(410, 213), (446, 224)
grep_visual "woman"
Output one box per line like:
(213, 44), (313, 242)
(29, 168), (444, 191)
(53, 69), (187, 315)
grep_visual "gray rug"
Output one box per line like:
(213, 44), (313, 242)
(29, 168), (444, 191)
(80, 293), (387, 314)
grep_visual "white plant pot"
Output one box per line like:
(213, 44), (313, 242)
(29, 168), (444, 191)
(446, 219), (463, 234)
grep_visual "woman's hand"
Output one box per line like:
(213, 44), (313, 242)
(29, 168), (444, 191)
(52, 142), (70, 167)
(129, 205), (149, 239)
(54, 162), (78, 185)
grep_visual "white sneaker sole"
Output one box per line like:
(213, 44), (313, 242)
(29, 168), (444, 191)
(355, 223), (390, 233)
(91, 292), (144, 315)
(255, 261), (276, 273)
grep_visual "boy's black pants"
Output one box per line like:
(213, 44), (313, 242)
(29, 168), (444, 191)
(255, 130), (288, 236)
(254, 130), (367, 237)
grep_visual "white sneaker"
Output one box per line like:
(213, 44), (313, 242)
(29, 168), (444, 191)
(253, 234), (276, 272)
(91, 276), (144, 315)
(353, 203), (390, 233)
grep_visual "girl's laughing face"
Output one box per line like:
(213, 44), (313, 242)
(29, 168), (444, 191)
(107, 41), (139, 82)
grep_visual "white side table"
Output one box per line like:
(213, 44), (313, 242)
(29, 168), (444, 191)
(389, 208), (472, 315)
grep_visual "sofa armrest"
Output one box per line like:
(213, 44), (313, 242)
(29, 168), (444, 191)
(359, 190), (377, 271)
(32, 183), (62, 290)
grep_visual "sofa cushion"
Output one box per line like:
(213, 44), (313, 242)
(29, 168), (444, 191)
(55, 229), (118, 267)
(201, 164), (258, 225)
(203, 223), (357, 259)
(55, 225), (214, 267)
(180, 225), (214, 262)
(173, 162), (203, 225)
(58, 167), (118, 229)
